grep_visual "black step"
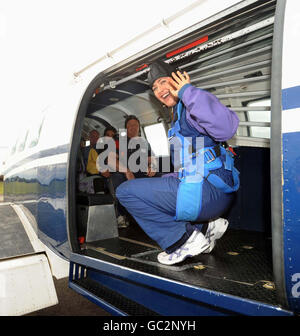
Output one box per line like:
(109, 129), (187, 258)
(71, 277), (159, 316)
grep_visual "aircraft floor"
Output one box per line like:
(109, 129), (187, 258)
(0, 204), (34, 260)
(83, 222), (279, 307)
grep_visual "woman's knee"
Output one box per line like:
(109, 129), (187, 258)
(116, 180), (135, 200)
(116, 178), (150, 203)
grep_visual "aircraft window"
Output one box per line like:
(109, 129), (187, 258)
(17, 131), (29, 152)
(247, 99), (271, 139)
(10, 141), (17, 155)
(144, 123), (169, 156)
(27, 117), (45, 148)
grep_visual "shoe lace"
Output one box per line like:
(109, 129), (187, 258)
(168, 246), (189, 261)
(205, 223), (215, 244)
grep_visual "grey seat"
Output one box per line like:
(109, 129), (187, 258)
(76, 193), (118, 242)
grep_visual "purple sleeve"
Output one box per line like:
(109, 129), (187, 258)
(178, 84), (239, 142)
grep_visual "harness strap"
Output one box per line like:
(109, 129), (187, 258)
(180, 145), (239, 193)
(170, 100), (240, 221)
(206, 166), (240, 193)
(204, 145), (239, 193)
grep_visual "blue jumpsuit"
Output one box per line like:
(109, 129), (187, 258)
(116, 84), (239, 253)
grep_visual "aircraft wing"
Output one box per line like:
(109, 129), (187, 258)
(0, 203), (58, 316)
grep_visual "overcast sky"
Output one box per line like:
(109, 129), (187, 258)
(0, 0), (197, 169)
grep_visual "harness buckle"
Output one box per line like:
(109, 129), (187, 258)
(178, 167), (186, 179)
(203, 148), (216, 164)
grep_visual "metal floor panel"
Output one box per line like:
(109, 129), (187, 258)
(0, 205), (34, 259)
(83, 224), (278, 306)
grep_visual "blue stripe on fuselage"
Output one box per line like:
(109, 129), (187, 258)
(3, 144), (69, 176)
(282, 131), (300, 313)
(282, 85), (300, 110)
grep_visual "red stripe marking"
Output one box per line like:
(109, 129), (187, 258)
(136, 64), (148, 72)
(166, 36), (208, 58)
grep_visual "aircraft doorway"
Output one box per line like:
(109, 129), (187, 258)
(67, 0), (292, 315)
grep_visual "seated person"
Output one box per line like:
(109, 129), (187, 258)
(86, 130), (100, 176)
(85, 129), (107, 193)
(98, 126), (119, 179)
(104, 125), (118, 140)
(96, 115), (157, 228)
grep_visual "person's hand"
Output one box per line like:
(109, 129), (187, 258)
(169, 71), (190, 97)
(101, 170), (110, 178)
(147, 166), (156, 177)
(125, 170), (135, 180)
(147, 157), (157, 177)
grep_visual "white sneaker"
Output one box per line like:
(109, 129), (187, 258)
(117, 215), (129, 228)
(157, 230), (210, 265)
(203, 218), (229, 253)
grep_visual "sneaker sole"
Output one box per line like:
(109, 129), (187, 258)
(158, 240), (210, 265)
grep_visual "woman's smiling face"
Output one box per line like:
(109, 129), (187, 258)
(152, 77), (178, 107)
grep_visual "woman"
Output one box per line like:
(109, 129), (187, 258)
(116, 60), (239, 265)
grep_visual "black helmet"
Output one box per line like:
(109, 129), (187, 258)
(147, 60), (175, 88)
